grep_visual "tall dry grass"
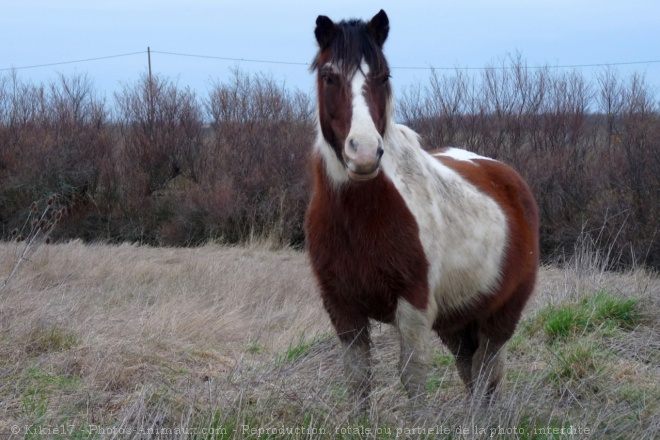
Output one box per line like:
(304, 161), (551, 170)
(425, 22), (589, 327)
(0, 241), (324, 435)
(1, 240), (658, 438)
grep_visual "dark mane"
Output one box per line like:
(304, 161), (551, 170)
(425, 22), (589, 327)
(311, 19), (389, 77)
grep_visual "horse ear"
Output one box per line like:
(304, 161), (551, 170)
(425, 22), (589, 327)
(368, 9), (389, 47)
(315, 15), (337, 49)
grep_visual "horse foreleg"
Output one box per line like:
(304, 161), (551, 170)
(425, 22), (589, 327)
(336, 320), (372, 411)
(395, 299), (430, 404)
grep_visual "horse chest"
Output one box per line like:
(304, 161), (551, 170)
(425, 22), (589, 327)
(305, 173), (430, 322)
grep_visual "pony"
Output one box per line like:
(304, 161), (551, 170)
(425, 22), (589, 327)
(305, 10), (539, 408)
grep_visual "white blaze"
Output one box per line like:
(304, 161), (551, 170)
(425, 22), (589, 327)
(343, 61), (383, 177)
(348, 62), (378, 146)
(314, 60), (385, 185)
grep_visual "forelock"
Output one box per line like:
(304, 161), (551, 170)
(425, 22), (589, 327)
(311, 18), (388, 77)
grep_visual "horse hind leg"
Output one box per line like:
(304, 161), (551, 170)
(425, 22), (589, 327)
(471, 334), (507, 401)
(438, 323), (479, 392)
(471, 279), (535, 401)
(395, 300), (430, 405)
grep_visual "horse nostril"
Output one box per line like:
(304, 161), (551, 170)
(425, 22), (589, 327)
(349, 138), (359, 151)
(377, 146), (384, 160)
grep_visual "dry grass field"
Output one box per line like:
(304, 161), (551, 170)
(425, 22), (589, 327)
(1, 240), (659, 439)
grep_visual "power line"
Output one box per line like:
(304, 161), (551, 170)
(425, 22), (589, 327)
(2, 49), (659, 73)
(151, 50), (309, 67)
(404, 59), (660, 71)
(0, 51), (146, 72)
(150, 50), (660, 71)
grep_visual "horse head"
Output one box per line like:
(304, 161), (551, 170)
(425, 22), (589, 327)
(312, 10), (392, 182)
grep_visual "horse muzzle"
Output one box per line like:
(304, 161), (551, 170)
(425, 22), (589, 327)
(343, 137), (384, 182)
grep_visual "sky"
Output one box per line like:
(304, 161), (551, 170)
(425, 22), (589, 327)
(2, 0), (660, 101)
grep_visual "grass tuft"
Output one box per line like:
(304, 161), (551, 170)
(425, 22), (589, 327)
(277, 333), (330, 365)
(525, 290), (642, 342)
(24, 326), (79, 355)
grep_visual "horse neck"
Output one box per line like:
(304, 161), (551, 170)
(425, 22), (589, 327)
(381, 122), (426, 170)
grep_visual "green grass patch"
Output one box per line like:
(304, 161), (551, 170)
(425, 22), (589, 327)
(283, 340), (314, 363)
(508, 329), (533, 356)
(524, 290), (641, 342)
(191, 410), (239, 440)
(23, 367), (81, 391)
(277, 333), (329, 365)
(431, 350), (454, 368)
(18, 367), (86, 439)
(246, 341), (264, 355)
(549, 341), (606, 383)
(24, 326), (79, 355)
(427, 350), (455, 392)
(426, 374), (452, 393)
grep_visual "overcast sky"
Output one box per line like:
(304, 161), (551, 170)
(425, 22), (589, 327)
(2, 0), (659, 99)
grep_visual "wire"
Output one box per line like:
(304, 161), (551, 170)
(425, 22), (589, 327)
(151, 50), (660, 71)
(402, 59), (660, 71)
(0, 51), (146, 72)
(2, 49), (659, 72)
(151, 50), (309, 67)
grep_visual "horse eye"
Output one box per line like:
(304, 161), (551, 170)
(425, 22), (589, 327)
(322, 74), (334, 85)
(373, 74), (390, 85)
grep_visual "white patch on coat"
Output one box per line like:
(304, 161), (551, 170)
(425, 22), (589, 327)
(432, 147), (495, 163)
(344, 61), (383, 175)
(314, 128), (350, 186)
(383, 124), (508, 323)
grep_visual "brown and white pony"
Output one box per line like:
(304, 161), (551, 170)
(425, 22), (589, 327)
(305, 10), (539, 408)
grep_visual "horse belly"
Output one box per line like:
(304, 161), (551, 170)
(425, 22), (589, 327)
(430, 217), (507, 313)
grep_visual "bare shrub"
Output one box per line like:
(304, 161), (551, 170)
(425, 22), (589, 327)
(113, 74), (206, 243)
(1, 60), (659, 262)
(115, 73), (204, 195)
(0, 72), (110, 242)
(201, 68), (314, 246)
